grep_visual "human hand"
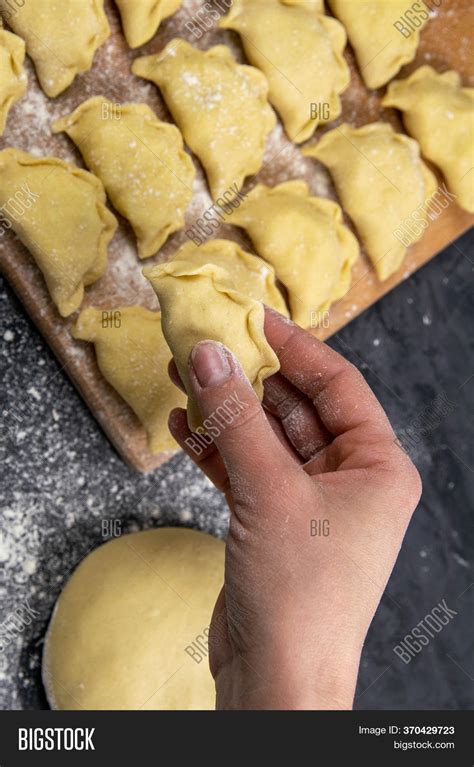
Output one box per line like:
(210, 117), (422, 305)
(168, 307), (422, 710)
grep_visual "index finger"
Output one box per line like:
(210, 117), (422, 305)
(264, 307), (394, 439)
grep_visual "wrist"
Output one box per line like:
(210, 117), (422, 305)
(215, 642), (361, 710)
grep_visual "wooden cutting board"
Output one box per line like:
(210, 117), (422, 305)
(1, 0), (473, 472)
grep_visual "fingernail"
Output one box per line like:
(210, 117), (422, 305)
(190, 341), (232, 388)
(168, 408), (184, 430)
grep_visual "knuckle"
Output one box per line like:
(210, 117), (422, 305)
(279, 393), (306, 421)
(347, 362), (366, 386)
(405, 461), (423, 503)
(391, 449), (423, 505)
(374, 441), (423, 517)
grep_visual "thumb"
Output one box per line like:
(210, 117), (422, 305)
(188, 341), (295, 504)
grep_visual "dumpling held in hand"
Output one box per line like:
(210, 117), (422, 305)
(145, 259), (280, 432)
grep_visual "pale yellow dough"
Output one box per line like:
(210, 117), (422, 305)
(0, 148), (117, 317)
(282, 0), (324, 8)
(145, 260), (280, 432)
(220, 0), (349, 143)
(115, 0), (182, 48)
(328, 0), (428, 89)
(72, 307), (185, 453)
(228, 181), (359, 327)
(304, 123), (437, 281)
(0, 0), (110, 97)
(0, 22), (27, 135)
(132, 39), (275, 200)
(53, 97), (195, 259)
(43, 528), (224, 710)
(176, 238), (289, 316)
(383, 66), (474, 214)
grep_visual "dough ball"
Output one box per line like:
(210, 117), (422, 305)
(43, 528), (224, 710)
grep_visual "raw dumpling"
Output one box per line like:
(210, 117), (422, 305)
(176, 239), (289, 316)
(328, 0), (428, 89)
(144, 260), (280, 432)
(0, 0), (110, 97)
(227, 181), (359, 327)
(72, 307), (185, 453)
(0, 148), (117, 316)
(53, 97), (195, 259)
(0, 22), (27, 135)
(304, 123), (437, 280)
(114, 0), (182, 48)
(383, 66), (474, 213)
(220, 0), (349, 143)
(132, 39), (275, 200)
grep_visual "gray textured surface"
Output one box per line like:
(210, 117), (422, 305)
(1, 230), (473, 710)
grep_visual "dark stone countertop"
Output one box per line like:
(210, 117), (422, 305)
(1, 229), (473, 710)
